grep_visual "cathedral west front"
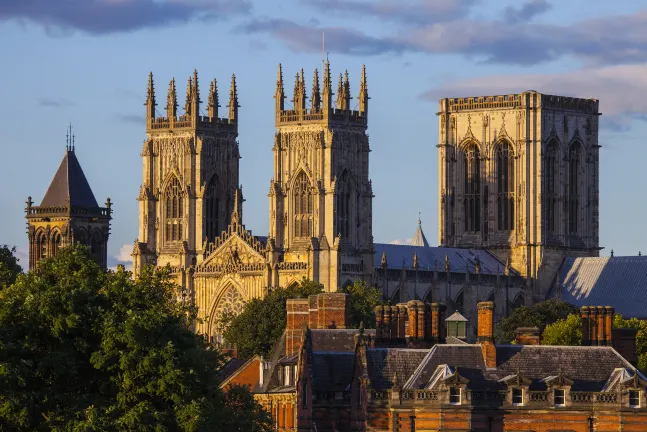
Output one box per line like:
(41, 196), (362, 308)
(26, 62), (601, 343)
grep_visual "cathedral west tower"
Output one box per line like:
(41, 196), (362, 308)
(132, 70), (241, 278)
(437, 92), (601, 303)
(268, 62), (374, 290)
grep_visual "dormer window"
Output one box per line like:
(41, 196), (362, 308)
(512, 388), (524, 406)
(449, 387), (461, 405)
(283, 366), (294, 386)
(629, 390), (641, 408)
(554, 389), (566, 407)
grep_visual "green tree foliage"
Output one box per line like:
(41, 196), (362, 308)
(0, 245), (22, 289)
(541, 314), (582, 346)
(0, 245), (272, 431)
(613, 314), (647, 372)
(494, 299), (578, 344)
(340, 280), (381, 329)
(222, 278), (323, 359)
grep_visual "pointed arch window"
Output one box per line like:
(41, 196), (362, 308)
(335, 172), (352, 238)
(544, 141), (558, 233)
(37, 232), (47, 261)
(455, 292), (464, 314)
(77, 229), (88, 246)
(52, 232), (62, 257)
(497, 142), (515, 231)
(204, 175), (220, 242)
(512, 294), (524, 310)
(165, 177), (184, 242)
(463, 143), (481, 233)
(568, 142), (581, 234)
(293, 172), (313, 239)
(90, 230), (103, 263)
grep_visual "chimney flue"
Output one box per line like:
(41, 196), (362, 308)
(477, 301), (496, 368)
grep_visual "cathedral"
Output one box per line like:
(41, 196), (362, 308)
(25, 64), (602, 342)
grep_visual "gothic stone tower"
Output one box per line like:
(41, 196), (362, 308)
(437, 91), (600, 303)
(132, 70), (240, 278)
(268, 62), (374, 290)
(26, 130), (112, 270)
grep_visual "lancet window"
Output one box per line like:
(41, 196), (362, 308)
(204, 175), (220, 242)
(293, 172), (313, 239)
(165, 177), (184, 242)
(37, 231), (47, 261)
(568, 142), (581, 234)
(335, 172), (352, 238)
(463, 143), (481, 233)
(52, 232), (62, 257)
(90, 230), (102, 263)
(497, 141), (515, 231)
(544, 141), (558, 233)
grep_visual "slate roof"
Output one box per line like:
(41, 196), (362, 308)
(312, 352), (355, 392)
(40, 150), (99, 208)
(401, 344), (643, 392)
(411, 219), (430, 247)
(374, 243), (512, 276)
(310, 329), (375, 352)
(558, 256), (647, 319)
(366, 348), (429, 390)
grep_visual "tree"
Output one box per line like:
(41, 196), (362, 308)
(222, 278), (323, 359)
(494, 299), (578, 344)
(340, 280), (381, 329)
(0, 245), (22, 289)
(0, 245), (272, 431)
(541, 314), (582, 346)
(613, 314), (647, 372)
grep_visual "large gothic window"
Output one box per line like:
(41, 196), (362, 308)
(497, 141), (515, 231)
(335, 172), (352, 238)
(463, 143), (481, 233)
(544, 141), (558, 233)
(165, 177), (184, 243)
(293, 172), (313, 239)
(204, 175), (220, 242)
(212, 286), (245, 348)
(568, 142), (581, 234)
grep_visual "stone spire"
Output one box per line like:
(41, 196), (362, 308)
(359, 64), (368, 115)
(411, 216), (430, 247)
(323, 60), (332, 110)
(231, 187), (243, 227)
(207, 78), (219, 118)
(343, 70), (351, 109)
(444, 254), (450, 273)
(146, 72), (156, 121)
(275, 64), (285, 112)
(228, 74), (238, 122)
(311, 68), (321, 110)
(184, 75), (193, 115)
(381, 251), (388, 269)
(166, 78), (177, 119)
(336, 73), (345, 109)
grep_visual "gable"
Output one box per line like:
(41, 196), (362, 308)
(200, 233), (267, 270)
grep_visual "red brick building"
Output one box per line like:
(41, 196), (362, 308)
(223, 294), (647, 431)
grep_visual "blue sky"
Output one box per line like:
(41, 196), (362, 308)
(2, 0), (647, 268)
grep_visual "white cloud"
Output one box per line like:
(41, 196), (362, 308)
(422, 63), (647, 131)
(389, 238), (413, 245)
(109, 243), (133, 271)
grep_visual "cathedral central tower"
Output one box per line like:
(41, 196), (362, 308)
(268, 62), (374, 290)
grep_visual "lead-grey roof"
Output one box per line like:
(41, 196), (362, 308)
(558, 256), (647, 319)
(373, 243), (512, 276)
(40, 149), (99, 208)
(411, 219), (430, 247)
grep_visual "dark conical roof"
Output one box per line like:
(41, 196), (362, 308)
(40, 149), (99, 208)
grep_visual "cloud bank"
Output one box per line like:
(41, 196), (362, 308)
(0, 0), (251, 34)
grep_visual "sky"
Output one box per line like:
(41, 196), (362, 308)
(2, 0), (647, 270)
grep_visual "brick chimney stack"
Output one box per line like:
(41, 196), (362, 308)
(477, 301), (496, 368)
(285, 293), (349, 356)
(515, 327), (541, 345)
(581, 306), (614, 346)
